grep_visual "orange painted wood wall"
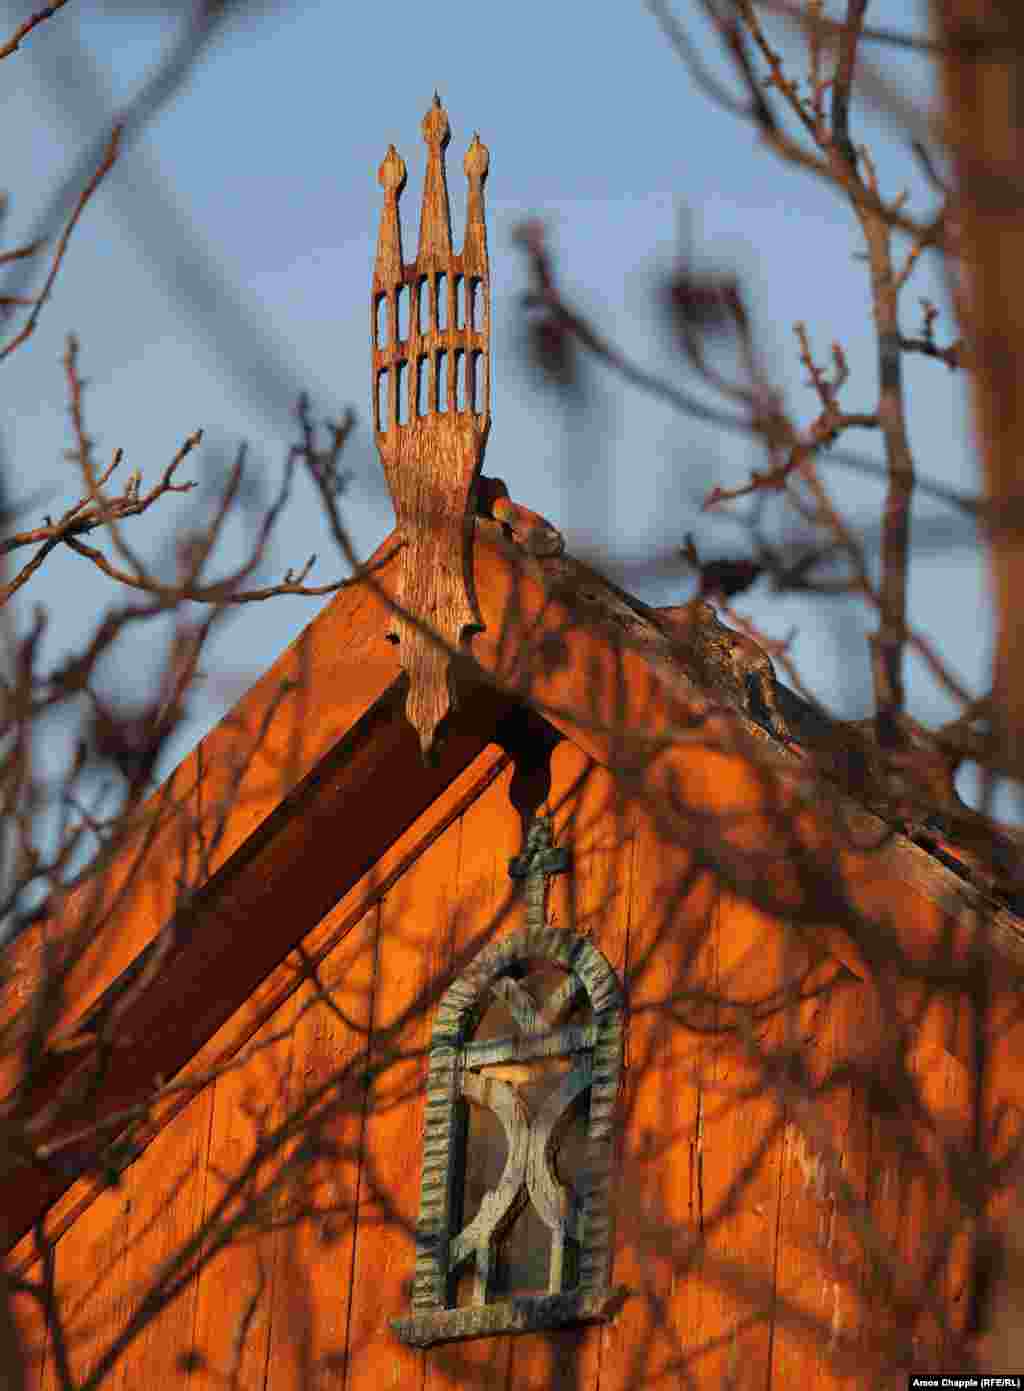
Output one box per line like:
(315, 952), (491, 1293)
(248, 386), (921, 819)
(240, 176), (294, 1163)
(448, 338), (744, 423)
(9, 736), (984, 1391)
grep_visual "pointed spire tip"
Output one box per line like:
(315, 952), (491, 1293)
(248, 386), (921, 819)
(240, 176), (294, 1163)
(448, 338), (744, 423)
(463, 131), (489, 184)
(421, 93), (450, 149)
(377, 143), (407, 192)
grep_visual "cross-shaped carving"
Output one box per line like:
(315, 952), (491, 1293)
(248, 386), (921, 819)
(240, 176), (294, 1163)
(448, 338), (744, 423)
(455, 957), (591, 1303)
(449, 818), (580, 1302)
(393, 820), (623, 1347)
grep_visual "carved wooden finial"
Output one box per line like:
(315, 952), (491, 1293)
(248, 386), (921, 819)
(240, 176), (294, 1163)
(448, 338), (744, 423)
(462, 134), (489, 276)
(418, 94), (453, 264)
(374, 145), (406, 294)
(373, 100), (492, 758)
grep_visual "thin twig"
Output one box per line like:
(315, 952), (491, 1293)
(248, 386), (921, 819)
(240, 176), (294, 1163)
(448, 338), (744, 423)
(0, 125), (121, 361)
(0, 0), (70, 61)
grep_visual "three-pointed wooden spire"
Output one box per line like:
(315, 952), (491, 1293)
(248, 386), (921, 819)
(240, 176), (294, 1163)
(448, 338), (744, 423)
(373, 96), (492, 759)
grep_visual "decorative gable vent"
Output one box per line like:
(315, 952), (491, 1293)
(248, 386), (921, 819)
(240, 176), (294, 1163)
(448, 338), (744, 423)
(392, 819), (624, 1347)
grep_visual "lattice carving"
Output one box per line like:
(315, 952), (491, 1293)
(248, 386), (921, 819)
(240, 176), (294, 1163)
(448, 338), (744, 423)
(373, 95), (491, 758)
(392, 820), (624, 1347)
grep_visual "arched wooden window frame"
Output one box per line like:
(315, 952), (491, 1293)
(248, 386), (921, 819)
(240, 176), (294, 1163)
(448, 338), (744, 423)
(392, 918), (624, 1346)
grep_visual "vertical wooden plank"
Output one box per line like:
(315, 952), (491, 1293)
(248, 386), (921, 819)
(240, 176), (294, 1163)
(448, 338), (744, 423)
(256, 915), (378, 1390)
(10, 1228), (59, 1391)
(873, 995), (968, 1374)
(185, 979), (302, 1389)
(770, 967), (873, 1389)
(973, 986), (1024, 1372)
(974, 987), (1024, 1374)
(859, 1050), (926, 1378)
(909, 1000), (971, 1355)
(8, 1262), (48, 1391)
(690, 892), (787, 1390)
(859, 991), (971, 1379)
(344, 807), (465, 1391)
(423, 761), (519, 1391)
(103, 1087), (215, 1389)
(596, 799), (719, 1391)
(37, 1181), (134, 1391)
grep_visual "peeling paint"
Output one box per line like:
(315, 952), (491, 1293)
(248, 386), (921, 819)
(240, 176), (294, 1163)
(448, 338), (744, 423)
(792, 1129), (826, 1199)
(825, 1196), (836, 1253)
(830, 1279), (843, 1348)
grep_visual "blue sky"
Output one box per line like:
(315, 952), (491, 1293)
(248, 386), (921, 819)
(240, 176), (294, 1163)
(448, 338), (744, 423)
(1, 1), (992, 807)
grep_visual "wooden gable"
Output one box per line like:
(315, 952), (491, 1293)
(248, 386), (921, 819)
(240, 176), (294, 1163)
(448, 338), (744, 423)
(4, 99), (1024, 1391)
(4, 510), (1020, 1389)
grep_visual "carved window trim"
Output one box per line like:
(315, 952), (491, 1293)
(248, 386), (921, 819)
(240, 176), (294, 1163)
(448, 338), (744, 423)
(392, 843), (624, 1348)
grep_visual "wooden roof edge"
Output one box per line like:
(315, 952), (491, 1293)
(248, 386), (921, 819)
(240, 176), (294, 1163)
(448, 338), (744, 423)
(465, 522), (1024, 969)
